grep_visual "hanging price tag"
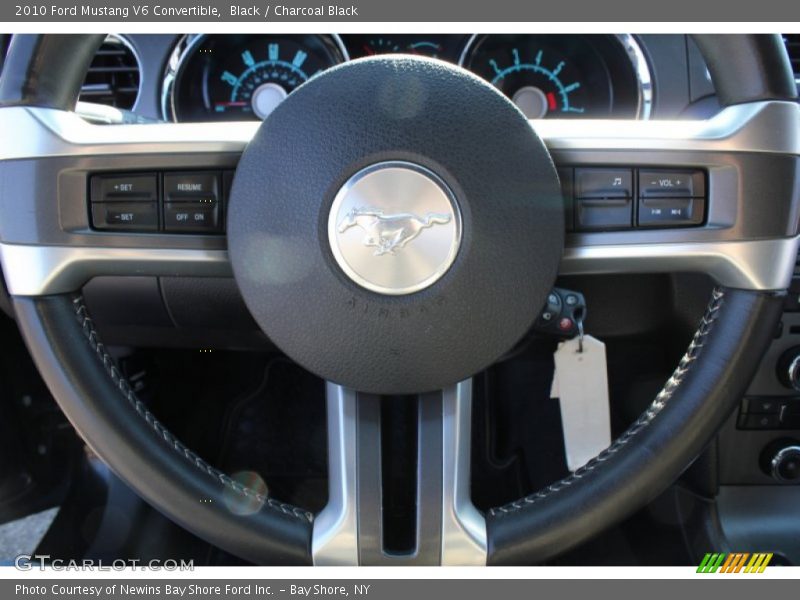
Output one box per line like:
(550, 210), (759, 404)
(551, 334), (611, 471)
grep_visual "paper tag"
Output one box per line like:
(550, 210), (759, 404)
(551, 334), (611, 471)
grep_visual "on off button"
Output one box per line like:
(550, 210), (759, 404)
(164, 202), (220, 233)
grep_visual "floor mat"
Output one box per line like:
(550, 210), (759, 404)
(216, 357), (328, 513)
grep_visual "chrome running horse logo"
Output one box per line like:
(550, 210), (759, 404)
(338, 207), (452, 256)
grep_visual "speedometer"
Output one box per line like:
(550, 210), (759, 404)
(461, 34), (650, 120)
(165, 34), (347, 122)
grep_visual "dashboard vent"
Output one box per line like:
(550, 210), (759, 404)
(79, 35), (140, 110)
(785, 34), (800, 82)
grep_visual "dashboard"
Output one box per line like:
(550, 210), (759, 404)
(161, 34), (652, 123)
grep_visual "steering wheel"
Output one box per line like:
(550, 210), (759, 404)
(0, 34), (797, 565)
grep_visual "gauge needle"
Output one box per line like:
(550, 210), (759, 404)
(546, 92), (557, 112)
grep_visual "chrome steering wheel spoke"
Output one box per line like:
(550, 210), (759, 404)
(1, 100), (798, 297)
(313, 380), (487, 566)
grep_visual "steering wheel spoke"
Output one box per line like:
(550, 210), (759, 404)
(0, 106), (253, 295)
(541, 101), (800, 290)
(313, 380), (486, 566)
(2, 101), (798, 297)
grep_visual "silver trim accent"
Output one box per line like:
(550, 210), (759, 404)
(0, 245), (232, 296)
(441, 379), (487, 565)
(1, 102), (798, 295)
(2, 236), (796, 297)
(616, 34), (653, 121)
(310, 381), (486, 566)
(458, 34), (653, 120)
(560, 236), (800, 292)
(161, 34), (350, 123)
(0, 106), (257, 160)
(533, 100), (800, 154)
(1, 101), (797, 162)
(785, 354), (800, 392)
(312, 384), (359, 566)
(771, 446), (800, 483)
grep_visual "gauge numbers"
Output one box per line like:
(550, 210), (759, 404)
(463, 35), (618, 120)
(487, 47), (585, 118)
(216, 43), (315, 119)
(170, 35), (345, 122)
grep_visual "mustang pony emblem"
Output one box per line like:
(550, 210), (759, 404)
(337, 208), (452, 256)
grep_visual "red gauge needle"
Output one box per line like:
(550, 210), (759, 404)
(546, 92), (557, 112)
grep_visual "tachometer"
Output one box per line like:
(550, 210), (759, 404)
(165, 35), (347, 122)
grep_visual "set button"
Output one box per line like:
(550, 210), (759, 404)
(91, 202), (158, 231)
(90, 173), (158, 231)
(90, 170), (231, 234)
(92, 173), (157, 201)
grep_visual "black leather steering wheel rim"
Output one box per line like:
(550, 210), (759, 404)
(14, 294), (315, 564)
(0, 34), (796, 566)
(486, 287), (783, 564)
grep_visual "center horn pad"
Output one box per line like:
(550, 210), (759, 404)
(227, 56), (564, 394)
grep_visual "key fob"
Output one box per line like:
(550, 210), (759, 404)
(534, 287), (586, 338)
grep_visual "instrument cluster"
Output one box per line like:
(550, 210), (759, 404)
(163, 34), (651, 122)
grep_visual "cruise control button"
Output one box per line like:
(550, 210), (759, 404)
(164, 201), (221, 233)
(164, 172), (219, 200)
(575, 168), (632, 199)
(638, 197), (703, 227)
(639, 170), (705, 198)
(92, 202), (158, 231)
(92, 174), (157, 202)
